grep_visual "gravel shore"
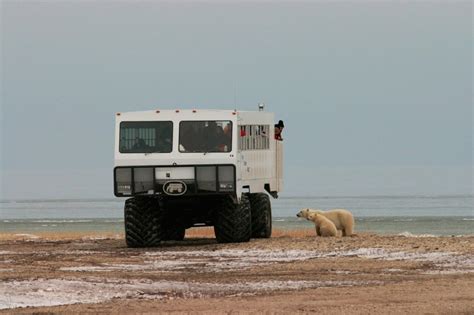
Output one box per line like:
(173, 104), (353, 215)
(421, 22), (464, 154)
(1, 230), (473, 314)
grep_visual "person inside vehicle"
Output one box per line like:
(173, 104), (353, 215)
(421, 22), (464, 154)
(132, 137), (148, 151)
(218, 123), (232, 152)
(180, 123), (198, 152)
(156, 125), (172, 152)
(203, 121), (223, 151)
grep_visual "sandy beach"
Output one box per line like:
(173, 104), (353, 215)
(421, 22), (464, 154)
(0, 229), (473, 314)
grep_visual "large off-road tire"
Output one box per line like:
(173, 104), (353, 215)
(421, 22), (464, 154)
(124, 196), (163, 248)
(249, 193), (272, 238)
(214, 194), (252, 243)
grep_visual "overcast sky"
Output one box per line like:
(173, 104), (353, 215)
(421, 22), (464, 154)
(1, 1), (472, 199)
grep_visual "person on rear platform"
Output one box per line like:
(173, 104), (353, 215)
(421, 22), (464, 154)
(274, 120), (284, 141)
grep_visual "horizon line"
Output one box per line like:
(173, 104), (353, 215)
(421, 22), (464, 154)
(1, 193), (473, 203)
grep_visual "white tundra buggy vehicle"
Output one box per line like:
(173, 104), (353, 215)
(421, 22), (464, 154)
(114, 106), (283, 247)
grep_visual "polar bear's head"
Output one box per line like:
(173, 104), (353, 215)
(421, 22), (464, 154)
(297, 208), (324, 220)
(296, 208), (312, 219)
(307, 213), (322, 223)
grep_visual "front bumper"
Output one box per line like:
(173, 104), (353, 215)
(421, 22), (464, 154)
(114, 164), (236, 197)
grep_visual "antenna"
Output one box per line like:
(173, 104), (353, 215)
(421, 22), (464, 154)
(233, 83), (237, 111)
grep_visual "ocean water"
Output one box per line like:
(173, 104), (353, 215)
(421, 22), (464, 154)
(0, 195), (472, 236)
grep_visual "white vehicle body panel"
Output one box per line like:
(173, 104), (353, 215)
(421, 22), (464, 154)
(114, 109), (283, 199)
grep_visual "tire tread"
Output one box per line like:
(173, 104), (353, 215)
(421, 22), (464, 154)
(249, 193), (272, 238)
(214, 195), (252, 243)
(124, 197), (163, 247)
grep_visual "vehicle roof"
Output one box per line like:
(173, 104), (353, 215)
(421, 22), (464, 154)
(117, 109), (267, 115)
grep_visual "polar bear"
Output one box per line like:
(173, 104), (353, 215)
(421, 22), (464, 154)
(296, 208), (355, 236)
(307, 213), (337, 237)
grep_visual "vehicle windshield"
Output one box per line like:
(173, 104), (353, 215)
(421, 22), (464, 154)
(120, 121), (172, 153)
(179, 121), (232, 153)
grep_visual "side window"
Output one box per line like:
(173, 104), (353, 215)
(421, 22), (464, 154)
(238, 125), (270, 151)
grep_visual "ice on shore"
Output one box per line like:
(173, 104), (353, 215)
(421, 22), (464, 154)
(0, 278), (382, 310)
(61, 249), (325, 273)
(81, 235), (122, 240)
(398, 231), (436, 238)
(2, 246), (473, 310)
(13, 234), (39, 239)
(56, 248), (474, 275)
(323, 248), (474, 273)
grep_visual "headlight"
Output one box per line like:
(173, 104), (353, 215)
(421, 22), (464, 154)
(218, 166), (234, 191)
(134, 167), (154, 193)
(196, 166), (217, 192)
(115, 168), (132, 195)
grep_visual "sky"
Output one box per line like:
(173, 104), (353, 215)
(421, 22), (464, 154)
(0, 1), (472, 199)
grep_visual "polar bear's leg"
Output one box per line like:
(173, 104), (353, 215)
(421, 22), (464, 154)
(342, 220), (354, 236)
(316, 225), (321, 236)
(313, 224), (321, 236)
(344, 225), (353, 236)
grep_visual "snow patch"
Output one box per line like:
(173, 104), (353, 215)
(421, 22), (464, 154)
(61, 249), (320, 273)
(59, 248), (474, 275)
(0, 278), (382, 310)
(81, 235), (122, 241)
(58, 250), (105, 255)
(398, 232), (436, 238)
(33, 220), (93, 223)
(324, 248), (474, 274)
(14, 234), (39, 239)
(60, 260), (201, 272)
(423, 269), (474, 275)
